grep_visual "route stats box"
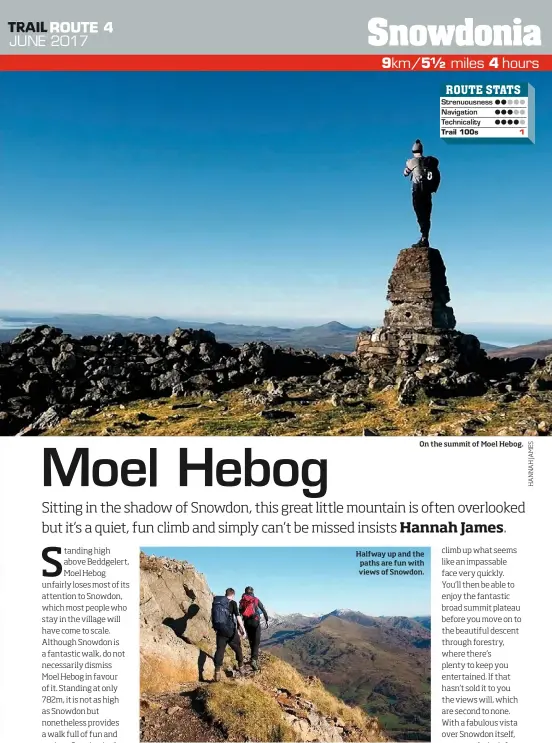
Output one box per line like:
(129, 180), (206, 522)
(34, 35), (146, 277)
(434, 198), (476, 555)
(440, 83), (535, 143)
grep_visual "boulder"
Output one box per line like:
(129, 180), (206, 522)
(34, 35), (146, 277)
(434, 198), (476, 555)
(16, 405), (65, 436)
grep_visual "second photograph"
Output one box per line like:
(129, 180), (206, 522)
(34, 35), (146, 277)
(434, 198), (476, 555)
(139, 547), (431, 742)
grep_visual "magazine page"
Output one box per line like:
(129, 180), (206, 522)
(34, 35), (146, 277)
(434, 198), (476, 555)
(0, 1), (551, 742)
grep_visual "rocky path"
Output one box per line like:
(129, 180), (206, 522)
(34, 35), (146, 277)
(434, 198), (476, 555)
(141, 668), (263, 742)
(141, 684), (224, 742)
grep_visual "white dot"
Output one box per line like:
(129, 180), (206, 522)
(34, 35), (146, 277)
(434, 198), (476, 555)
(520, 119), (526, 125)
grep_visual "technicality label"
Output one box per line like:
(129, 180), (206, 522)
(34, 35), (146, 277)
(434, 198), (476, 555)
(440, 83), (535, 143)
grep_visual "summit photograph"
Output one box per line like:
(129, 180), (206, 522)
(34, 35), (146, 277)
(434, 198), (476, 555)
(1, 71), (551, 436)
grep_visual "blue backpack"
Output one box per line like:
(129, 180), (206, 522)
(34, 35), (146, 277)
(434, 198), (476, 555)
(212, 596), (235, 637)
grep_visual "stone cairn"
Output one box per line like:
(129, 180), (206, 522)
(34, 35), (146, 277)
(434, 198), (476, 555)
(355, 247), (486, 400)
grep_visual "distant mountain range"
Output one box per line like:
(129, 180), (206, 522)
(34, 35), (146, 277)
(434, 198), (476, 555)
(263, 609), (431, 741)
(0, 313), (368, 354)
(2, 312), (551, 360)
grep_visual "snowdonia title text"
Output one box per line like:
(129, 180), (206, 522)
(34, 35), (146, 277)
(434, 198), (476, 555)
(367, 17), (542, 47)
(43, 448), (328, 498)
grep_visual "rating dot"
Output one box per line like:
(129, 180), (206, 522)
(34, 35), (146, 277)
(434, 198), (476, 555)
(508, 99), (513, 105)
(514, 99), (519, 104)
(520, 119), (526, 125)
(514, 119), (519, 125)
(495, 109), (500, 114)
(495, 119), (500, 125)
(501, 119), (506, 125)
(507, 109), (512, 115)
(495, 99), (500, 104)
(501, 99), (506, 104)
(520, 99), (526, 105)
(508, 119), (513, 125)
(501, 109), (506, 114)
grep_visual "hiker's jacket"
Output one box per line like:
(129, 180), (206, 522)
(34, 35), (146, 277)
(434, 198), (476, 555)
(403, 155), (425, 189)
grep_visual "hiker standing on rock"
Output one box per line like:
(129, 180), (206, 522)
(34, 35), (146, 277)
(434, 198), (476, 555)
(212, 588), (246, 681)
(403, 139), (441, 248)
(239, 586), (269, 671)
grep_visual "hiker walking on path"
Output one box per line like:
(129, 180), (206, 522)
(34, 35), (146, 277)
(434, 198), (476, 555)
(239, 586), (269, 671)
(403, 139), (441, 248)
(211, 588), (246, 681)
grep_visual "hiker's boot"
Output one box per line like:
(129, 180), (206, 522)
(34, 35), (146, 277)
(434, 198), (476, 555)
(411, 237), (429, 248)
(214, 669), (221, 682)
(251, 659), (259, 671)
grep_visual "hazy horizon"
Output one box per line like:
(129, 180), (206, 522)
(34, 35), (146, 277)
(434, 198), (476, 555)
(2, 311), (551, 348)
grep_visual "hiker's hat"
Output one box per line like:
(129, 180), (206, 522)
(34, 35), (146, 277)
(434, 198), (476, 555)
(412, 139), (423, 153)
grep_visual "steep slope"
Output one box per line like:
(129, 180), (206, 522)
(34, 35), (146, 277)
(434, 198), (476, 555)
(412, 617), (430, 631)
(263, 614), (430, 741)
(140, 554), (390, 742)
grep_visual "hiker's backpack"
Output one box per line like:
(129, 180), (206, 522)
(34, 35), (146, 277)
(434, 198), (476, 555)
(211, 596), (235, 637)
(419, 155), (441, 193)
(239, 594), (259, 621)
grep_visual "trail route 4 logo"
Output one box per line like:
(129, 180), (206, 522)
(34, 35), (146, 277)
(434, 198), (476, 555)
(7, 21), (114, 48)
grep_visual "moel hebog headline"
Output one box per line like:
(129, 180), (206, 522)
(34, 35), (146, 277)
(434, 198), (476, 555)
(43, 447), (327, 498)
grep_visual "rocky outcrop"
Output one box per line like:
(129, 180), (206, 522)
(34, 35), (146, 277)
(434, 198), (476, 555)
(0, 325), (336, 435)
(528, 355), (552, 391)
(140, 553), (217, 690)
(276, 684), (386, 742)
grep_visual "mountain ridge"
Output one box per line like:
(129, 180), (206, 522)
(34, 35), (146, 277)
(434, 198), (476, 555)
(262, 610), (431, 740)
(0, 313), (370, 354)
(270, 609), (430, 622)
(489, 338), (552, 361)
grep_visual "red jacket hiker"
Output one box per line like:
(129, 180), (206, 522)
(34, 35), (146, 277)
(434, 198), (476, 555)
(239, 593), (259, 618)
(239, 587), (269, 670)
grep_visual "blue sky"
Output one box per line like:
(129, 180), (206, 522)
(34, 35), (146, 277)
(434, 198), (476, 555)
(141, 547), (431, 616)
(1, 71), (550, 326)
